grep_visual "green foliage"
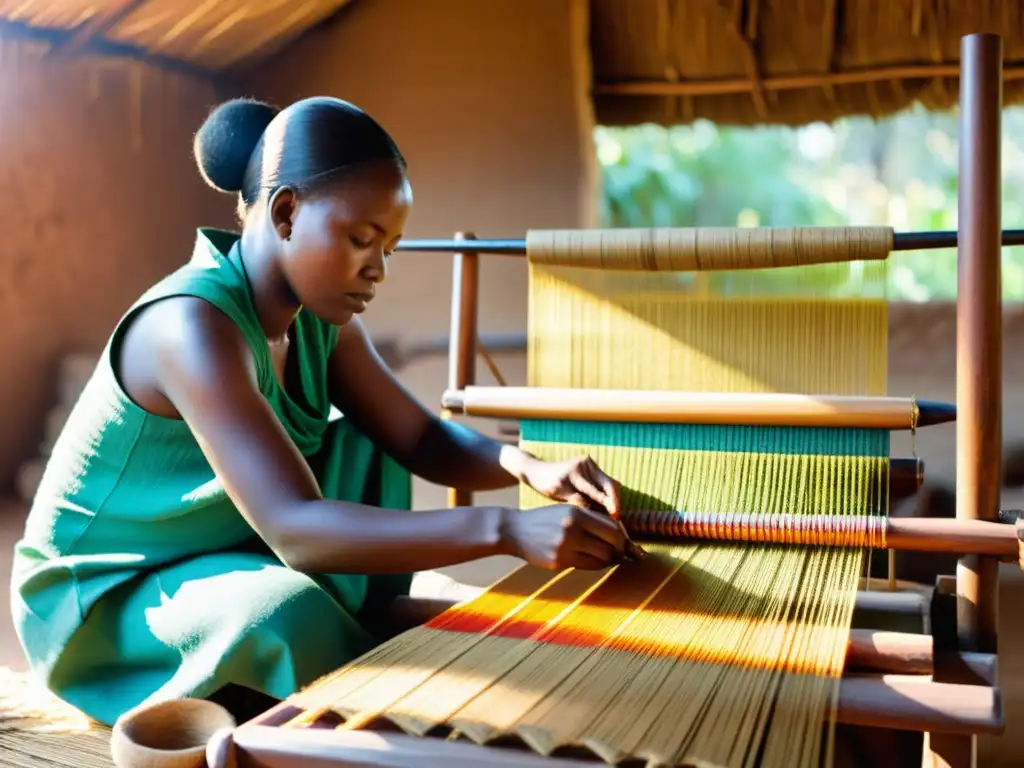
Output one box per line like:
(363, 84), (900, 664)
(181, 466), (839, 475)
(596, 105), (1024, 302)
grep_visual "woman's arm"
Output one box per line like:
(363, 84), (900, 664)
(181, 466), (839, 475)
(326, 320), (625, 520)
(143, 299), (626, 573)
(327, 317), (534, 492)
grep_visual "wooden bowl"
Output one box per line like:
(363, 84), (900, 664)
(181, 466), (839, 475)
(110, 698), (236, 768)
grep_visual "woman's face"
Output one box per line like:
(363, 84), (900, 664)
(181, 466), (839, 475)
(272, 161), (412, 325)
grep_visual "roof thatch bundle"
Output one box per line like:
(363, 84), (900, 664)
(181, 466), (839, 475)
(591, 0), (1024, 126)
(0, 0), (1021, 126)
(0, 0), (353, 71)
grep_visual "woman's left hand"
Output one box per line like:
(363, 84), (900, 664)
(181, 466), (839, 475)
(520, 455), (646, 561)
(521, 455), (622, 519)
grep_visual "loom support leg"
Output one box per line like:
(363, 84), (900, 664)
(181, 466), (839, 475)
(954, 30), (1002, 656)
(924, 577), (978, 768)
(445, 231), (479, 508)
(923, 30), (1003, 768)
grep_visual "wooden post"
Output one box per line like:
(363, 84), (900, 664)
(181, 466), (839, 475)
(445, 232), (479, 507)
(955, 31), (1003, 656)
(926, 31), (1004, 768)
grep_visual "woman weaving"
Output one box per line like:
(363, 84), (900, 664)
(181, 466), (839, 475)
(10, 97), (638, 727)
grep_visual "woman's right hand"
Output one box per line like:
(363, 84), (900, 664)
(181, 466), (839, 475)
(499, 504), (633, 570)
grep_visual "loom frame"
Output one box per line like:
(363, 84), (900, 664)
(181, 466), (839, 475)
(437, 33), (1008, 768)
(214, 31), (1009, 768)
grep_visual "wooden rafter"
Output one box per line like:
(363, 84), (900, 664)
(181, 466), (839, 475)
(45, 0), (152, 58)
(593, 60), (1024, 97)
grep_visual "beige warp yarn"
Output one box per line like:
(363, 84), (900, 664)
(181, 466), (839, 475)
(271, 225), (892, 768)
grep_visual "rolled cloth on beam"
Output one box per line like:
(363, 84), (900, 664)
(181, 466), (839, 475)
(525, 226), (895, 271)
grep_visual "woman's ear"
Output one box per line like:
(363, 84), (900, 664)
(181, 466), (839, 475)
(268, 186), (298, 242)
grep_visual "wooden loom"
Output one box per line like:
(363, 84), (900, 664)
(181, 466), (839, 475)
(213, 33), (1020, 768)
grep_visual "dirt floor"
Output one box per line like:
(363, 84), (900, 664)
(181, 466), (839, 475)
(1, 499), (1021, 765)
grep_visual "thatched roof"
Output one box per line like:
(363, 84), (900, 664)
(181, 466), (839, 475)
(591, 0), (1024, 126)
(1, 0), (1023, 126)
(0, 0), (352, 71)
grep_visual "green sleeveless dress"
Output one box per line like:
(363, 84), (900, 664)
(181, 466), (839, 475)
(10, 228), (413, 726)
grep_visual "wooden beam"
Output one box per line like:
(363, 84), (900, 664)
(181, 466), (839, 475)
(48, 0), (151, 59)
(955, 31), (1003, 656)
(444, 232), (479, 508)
(592, 61), (1024, 98)
(0, 18), (212, 78)
(925, 31), (1005, 768)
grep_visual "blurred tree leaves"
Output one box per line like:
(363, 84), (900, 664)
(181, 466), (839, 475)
(596, 104), (1024, 301)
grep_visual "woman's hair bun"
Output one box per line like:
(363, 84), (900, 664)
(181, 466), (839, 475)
(193, 98), (280, 194)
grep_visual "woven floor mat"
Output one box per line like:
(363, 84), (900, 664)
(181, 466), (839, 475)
(0, 668), (111, 767)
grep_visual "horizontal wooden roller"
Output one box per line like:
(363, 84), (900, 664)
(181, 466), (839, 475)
(621, 510), (1019, 560)
(834, 676), (1002, 735)
(847, 629), (933, 675)
(394, 228), (1024, 257)
(225, 725), (615, 768)
(524, 226), (894, 271)
(223, 676), (1003, 768)
(443, 386), (955, 429)
(845, 628), (997, 684)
